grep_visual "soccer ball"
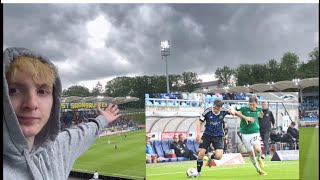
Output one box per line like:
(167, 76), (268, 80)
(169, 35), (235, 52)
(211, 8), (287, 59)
(186, 167), (198, 178)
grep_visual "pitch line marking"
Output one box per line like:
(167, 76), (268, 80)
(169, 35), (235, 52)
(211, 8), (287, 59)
(147, 161), (298, 176)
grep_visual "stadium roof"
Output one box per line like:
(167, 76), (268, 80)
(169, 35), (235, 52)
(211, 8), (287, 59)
(61, 96), (139, 105)
(195, 77), (319, 93)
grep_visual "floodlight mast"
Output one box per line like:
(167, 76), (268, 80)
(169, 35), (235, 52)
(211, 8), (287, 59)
(161, 40), (170, 94)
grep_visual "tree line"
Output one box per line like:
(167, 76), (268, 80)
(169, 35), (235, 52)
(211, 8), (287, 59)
(62, 47), (318, 107)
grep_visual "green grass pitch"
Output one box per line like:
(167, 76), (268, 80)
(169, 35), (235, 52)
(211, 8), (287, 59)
(147, 127), (319, 180)
(72, 129), (146, 180)
(147, 157), (299, 180)
(300, 127), (319, 180)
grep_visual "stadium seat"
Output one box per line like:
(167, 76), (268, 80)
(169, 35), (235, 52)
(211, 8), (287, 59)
(154, 101), (160, 106)
(206, 102), (213, 108)
(145, 100), (153, 106)
(193, 140), (199, 154)
(145, 94), (150, 98)
(209, 96), (215, 102)
(152, 140), (171, 162)
(186, 139), (197, 154)
(182, 93), (189, 100)
(164, 140), (189, 161)
(205, 94), (211, 101)
(161, 140), (178, 162)
(216, 95), (223, 100)
(160, 101), (167, 106)
(181, 102), (188, 106)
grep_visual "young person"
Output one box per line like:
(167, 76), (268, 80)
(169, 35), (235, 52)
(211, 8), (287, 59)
(3, 47), (121, 179)
(196, 100), (236, 177)
(234, 96), (267, 175)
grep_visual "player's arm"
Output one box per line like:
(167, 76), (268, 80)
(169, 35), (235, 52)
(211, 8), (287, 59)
(270, 111), (275, 128)
(227, 107), (236, 115)
(233, 111), (255, 124)
(258, 110), (264, 119)
(196, 119), (203, 143)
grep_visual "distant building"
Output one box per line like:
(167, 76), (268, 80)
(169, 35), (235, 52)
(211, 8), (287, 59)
(195, 80), (224, 91)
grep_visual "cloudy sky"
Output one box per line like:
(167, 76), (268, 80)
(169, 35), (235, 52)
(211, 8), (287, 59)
(3, 3), (318, 90)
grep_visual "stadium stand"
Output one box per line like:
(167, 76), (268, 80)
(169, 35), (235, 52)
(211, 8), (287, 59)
(186, 138), (197, 154)
(153, 140), (175, 162)
(163, 117), (188, 132)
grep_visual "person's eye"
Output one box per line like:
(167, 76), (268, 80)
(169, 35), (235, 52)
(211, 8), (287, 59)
(9, 87), (20, 95)
(38, 89), (51, 95)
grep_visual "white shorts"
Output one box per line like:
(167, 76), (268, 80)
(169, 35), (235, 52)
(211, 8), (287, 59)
(241, 133), (261, 152)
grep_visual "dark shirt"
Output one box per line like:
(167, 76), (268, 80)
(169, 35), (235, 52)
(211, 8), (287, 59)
(200, 108), (229, 137)
(270, 132), (282, 142)
(287, 127), (299, 139)
(170, 141), (187, 157)
(270, 132), (294, 143)
(258, 108), (275, 132)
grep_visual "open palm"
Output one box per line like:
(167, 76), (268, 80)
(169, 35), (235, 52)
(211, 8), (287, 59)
(97, 103), (121, 123)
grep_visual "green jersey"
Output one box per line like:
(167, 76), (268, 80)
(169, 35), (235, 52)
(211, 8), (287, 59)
(237, 106), (262, 134)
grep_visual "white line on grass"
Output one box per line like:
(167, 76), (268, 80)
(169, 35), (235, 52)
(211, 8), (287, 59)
(72, 168), (145, 179)
(147, 161), (298, 176)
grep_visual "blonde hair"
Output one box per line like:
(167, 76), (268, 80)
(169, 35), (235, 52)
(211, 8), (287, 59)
(6, 56), (57, 86)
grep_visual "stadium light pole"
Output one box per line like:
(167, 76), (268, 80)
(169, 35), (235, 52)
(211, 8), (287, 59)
(292, 78), (302, 103)
(161, 40), (170, 94)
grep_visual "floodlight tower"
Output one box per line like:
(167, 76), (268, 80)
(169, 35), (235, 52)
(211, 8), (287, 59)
(160, 40), (170, 94)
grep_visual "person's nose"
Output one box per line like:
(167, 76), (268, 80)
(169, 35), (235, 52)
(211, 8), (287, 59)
(22, 91), (39, 110)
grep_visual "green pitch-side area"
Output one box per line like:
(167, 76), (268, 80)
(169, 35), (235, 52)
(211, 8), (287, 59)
(146, 157), (299, 180)
(72, 129), (146, 180)
(300, 127), (319, 180)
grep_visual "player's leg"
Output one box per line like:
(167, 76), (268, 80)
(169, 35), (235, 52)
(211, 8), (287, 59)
(196, 134), (211, 176)
(196, 148), (206, 176)
(242, 134), (267, 175)
(264, 131), (271, 157)
(252, 133), (265, 169)
(260, 131), (265, 158)
(212, 136), (224, 160)
(207, 136), (224, 168)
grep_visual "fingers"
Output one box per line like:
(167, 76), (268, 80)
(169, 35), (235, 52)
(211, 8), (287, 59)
(106, 103), (113, 110)
(97, 103), (103, 114)
(111, 105), (118, 114)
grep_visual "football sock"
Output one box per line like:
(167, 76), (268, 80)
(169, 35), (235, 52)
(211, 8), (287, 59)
(197, 159), (203, 172)
(250, 156), (262, 171)
(256, 151), (262, 161)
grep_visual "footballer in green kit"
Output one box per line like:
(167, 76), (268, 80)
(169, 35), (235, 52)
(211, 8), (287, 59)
(233, 96), (267, 176)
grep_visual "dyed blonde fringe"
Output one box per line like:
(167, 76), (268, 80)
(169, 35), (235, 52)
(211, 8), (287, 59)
(6, 56), (57, 86)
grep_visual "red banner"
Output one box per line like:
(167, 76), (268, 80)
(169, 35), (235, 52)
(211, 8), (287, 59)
(161, 132), (188, 140)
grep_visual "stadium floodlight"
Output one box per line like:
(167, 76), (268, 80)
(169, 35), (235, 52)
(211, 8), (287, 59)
(161, 40), (170, 94)
(292, 78), (300, 86)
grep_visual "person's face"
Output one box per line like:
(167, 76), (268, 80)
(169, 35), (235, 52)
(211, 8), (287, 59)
(179, 135), (185, 142)
(249, 101), (257, 111)
(173, 136), (179, 142)
(213, 105), (222, 114)
(8, 71), (53, 139)
(262, 102), (268, 110)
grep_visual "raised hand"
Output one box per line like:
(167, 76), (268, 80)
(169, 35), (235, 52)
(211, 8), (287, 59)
(97, 103), (121, 123)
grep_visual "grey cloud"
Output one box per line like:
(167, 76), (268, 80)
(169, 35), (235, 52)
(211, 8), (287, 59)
(3, 3), (318, 89)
